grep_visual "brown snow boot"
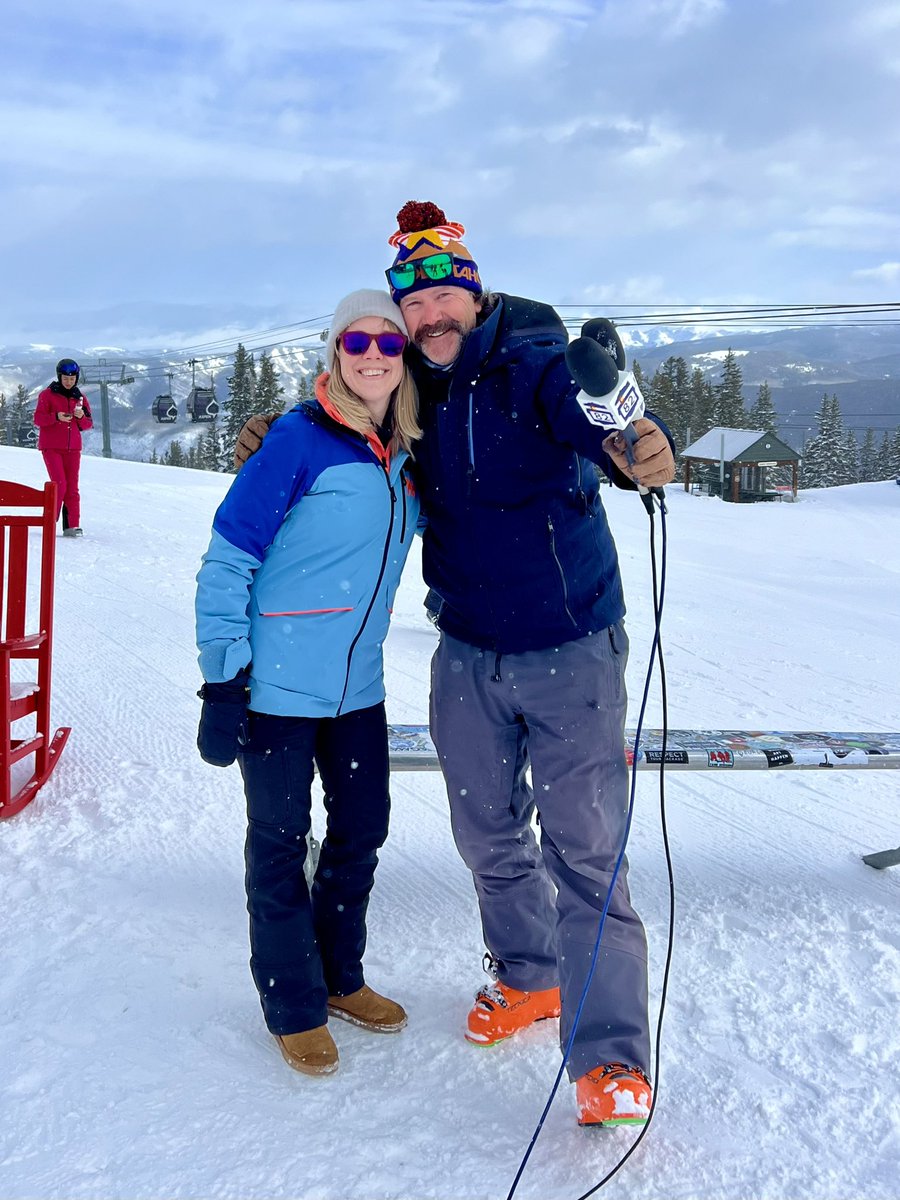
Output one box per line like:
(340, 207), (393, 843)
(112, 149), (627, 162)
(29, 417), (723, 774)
(274, 1025), (339, 1075)
(327, 985), (407, 1033)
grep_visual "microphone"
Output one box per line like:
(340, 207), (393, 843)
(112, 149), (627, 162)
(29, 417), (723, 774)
(565, 320), (665, 508)
(580, 317), (627, 370)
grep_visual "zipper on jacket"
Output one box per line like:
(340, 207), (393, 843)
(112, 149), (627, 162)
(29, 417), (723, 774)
(400, 473), (408, 542)
(63, 395), (75, 449)
(575, 456), (589, 513)
(337, 464), (397, 714)
(547, 516), (578, 629)
(466, 390), (476, 496)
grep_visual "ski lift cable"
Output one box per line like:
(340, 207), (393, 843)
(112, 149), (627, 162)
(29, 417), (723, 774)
(608, 315), (900, 329)
(6, 302), (900, 366)
(6, 301), (900, 376)
(83, 331), (330, 388)
(552, 300), (900, 308)
(128, 331), (330, 379)
(158, 303), (900, 369)
(124, 312), (336, 358)
(558, 305), (900, 328)
(553, 301), (900, 316)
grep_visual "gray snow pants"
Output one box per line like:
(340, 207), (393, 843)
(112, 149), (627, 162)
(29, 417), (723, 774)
(429, 626), (650, 1080)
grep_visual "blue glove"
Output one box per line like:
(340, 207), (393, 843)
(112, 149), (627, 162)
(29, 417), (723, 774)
(197, 670), (250, 767)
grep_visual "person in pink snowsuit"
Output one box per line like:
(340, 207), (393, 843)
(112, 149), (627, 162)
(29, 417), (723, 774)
(33, 358), (93, 537)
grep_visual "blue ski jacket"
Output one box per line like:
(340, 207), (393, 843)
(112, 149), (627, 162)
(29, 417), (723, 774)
(411, 293), (671, 653)
(195, 392), (419, 717)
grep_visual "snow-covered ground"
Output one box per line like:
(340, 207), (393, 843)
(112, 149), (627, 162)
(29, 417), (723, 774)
(1, 445), (898, 1200)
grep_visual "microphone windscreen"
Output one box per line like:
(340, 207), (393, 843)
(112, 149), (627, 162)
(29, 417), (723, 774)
(565, 337), (620, 397)
(580, 318), (627, 370)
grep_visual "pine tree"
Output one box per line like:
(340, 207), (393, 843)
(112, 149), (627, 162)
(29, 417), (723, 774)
(257, 352), (286, 415)
(297, 358), (326, 403)
(888, 428), (900, 479)
(748, 381), (778, 434)
(198, 418), (226, 472)
(713, 350), (747, 428)
(647, 362), (674, 438)
(801, 394), (844, 488)
(670, 357), (692, 452)
(11, 385), (36, 447)
(224, 344), (258, 448)
(839, 430), (859, 485)
(858, 428), (878, 482)
(874, 431), (892, 480)
(646, 357), (691, 453)
(0, 392), (8, 446)
(164, 439), (186, 468)
(689, 367), (716, 441)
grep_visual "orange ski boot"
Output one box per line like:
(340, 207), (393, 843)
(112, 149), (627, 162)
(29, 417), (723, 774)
(576, 1063), (652, 1127)
(465, 980), (561, 1046)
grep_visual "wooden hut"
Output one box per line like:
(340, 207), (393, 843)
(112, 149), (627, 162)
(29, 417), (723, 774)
(682, 427), (801, 502)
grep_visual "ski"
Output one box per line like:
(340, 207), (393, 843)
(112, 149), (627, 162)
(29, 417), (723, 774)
(386, 726), (900, 772)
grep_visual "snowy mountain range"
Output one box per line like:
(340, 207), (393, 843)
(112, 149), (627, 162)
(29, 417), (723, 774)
(1, 322), (898, 462)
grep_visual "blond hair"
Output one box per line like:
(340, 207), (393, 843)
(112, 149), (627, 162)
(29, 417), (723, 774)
(326, 322), (421, 457)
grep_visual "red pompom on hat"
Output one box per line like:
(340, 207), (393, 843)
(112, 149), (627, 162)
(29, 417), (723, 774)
(395, 201), (450, 234)
(386, 201), (481, 302)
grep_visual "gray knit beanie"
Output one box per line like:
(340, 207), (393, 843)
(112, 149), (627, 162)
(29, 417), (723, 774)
(325, 288), (409, 370)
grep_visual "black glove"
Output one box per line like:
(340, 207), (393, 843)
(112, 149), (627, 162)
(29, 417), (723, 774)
(197, 670), (250, 767)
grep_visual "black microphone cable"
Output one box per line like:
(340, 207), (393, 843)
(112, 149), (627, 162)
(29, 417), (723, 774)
(505, 489), (675, 1200)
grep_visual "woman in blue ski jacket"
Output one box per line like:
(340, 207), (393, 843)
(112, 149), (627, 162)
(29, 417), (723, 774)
(195, 289), (420, 1077)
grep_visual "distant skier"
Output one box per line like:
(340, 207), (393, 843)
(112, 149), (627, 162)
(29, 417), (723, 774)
(33, 359), (93, 537)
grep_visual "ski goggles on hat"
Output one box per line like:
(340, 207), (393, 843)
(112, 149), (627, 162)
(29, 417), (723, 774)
(386, 252), (455, 291)
(339, 330), (407, 357)
(58, 360), (80, 375)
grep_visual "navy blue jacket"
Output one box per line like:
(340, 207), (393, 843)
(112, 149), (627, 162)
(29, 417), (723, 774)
(412, 294), (667, 653)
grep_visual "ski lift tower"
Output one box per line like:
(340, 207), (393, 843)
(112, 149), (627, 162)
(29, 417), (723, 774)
(78, 359), (135, 458)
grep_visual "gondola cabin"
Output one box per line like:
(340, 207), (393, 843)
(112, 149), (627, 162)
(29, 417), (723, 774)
(152, 394), (178, 423)
(186, 387), (219, 422)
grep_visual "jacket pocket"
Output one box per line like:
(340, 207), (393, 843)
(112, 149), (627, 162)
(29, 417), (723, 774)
(607, 619), (629, 659)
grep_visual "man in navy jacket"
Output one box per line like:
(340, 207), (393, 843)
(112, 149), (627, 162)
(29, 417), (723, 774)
(387, 201), (674, 1128)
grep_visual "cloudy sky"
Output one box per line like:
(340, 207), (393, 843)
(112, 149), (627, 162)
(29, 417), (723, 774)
(3, 0), (900, 349)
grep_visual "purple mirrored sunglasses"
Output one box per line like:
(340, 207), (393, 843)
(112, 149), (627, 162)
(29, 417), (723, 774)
(339, 330), (407, 357)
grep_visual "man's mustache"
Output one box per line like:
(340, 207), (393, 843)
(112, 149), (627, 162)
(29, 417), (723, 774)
(414, 319), (466, 347)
